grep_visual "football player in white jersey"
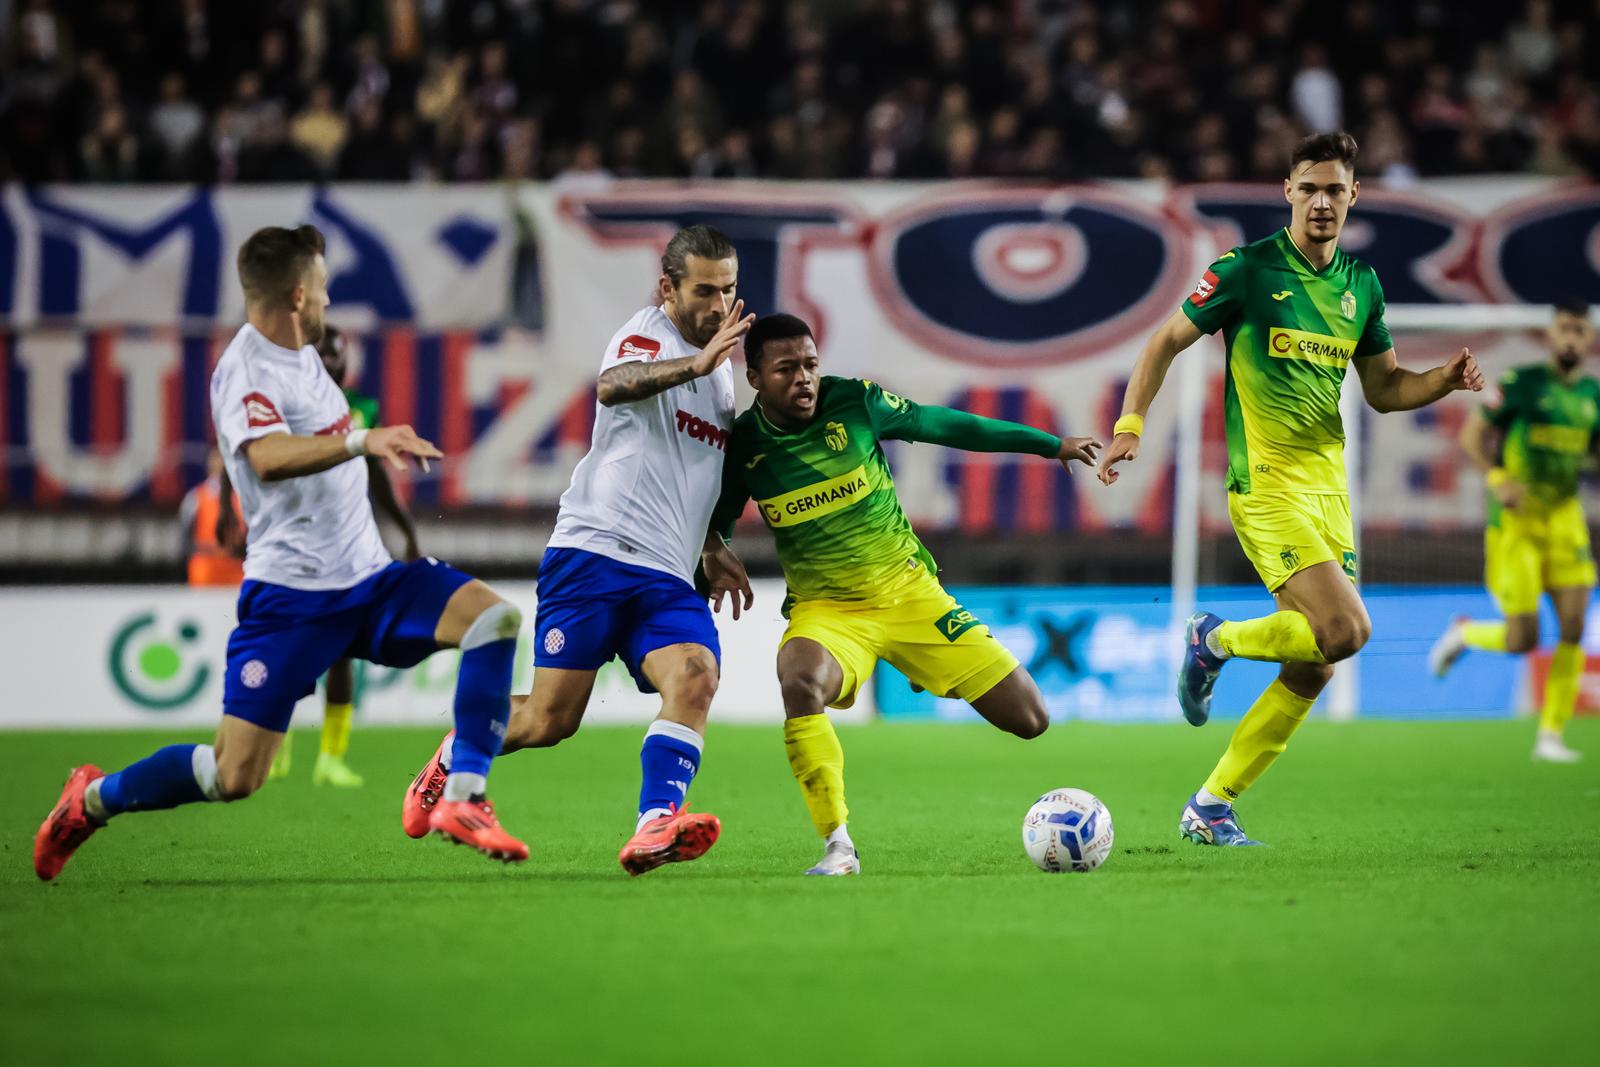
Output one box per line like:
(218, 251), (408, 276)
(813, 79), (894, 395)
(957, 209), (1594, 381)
(35, 225), (528, 881)
(403, 225), (757, 875)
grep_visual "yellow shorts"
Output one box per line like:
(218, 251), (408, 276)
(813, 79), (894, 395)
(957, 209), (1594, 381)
(1228, 491), (1357, 592)
(779, 571), (1019, 710)
(1486, 497), (1596, 616)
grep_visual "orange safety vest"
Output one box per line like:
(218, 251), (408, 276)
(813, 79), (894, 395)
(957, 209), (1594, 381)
(187, 477), (245, 587)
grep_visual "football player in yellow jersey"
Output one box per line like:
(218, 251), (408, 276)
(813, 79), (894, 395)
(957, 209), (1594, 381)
(1097, 132), (1485, 846)
(1430, 301), (1598, 763)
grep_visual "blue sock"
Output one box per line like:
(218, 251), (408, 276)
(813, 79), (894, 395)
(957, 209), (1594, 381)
(638, 720), (703, 821)
(96, 744), (216, 817)
(449, 608), (517, 781)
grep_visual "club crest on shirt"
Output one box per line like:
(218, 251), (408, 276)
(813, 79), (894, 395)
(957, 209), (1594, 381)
(824, 421), (849, 451)
(1341, 290), (1357, 319)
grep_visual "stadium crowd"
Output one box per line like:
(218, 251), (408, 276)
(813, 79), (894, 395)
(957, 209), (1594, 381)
(3, 0), (1600, 185)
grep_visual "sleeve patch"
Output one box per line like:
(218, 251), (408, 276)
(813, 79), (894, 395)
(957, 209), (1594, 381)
(243, 392), (285, 428)
(617, 334), (662, 361)
(1189, 269), (1220, 307)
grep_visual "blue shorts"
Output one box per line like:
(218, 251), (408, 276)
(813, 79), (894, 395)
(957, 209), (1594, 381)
(223, 558), (474, 732)
(533, 546), (719, 693)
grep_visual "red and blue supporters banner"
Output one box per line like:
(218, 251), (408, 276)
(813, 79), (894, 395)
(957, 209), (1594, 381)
(2, 179), (1599, 529)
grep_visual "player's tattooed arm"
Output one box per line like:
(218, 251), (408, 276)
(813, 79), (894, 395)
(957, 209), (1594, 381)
(596, 356), (705, 406)
(596, 302), (754, 406)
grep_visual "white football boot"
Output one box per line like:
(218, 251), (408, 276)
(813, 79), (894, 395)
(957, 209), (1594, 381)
(1428, 616), (1468, 679)
(1532, 730), (1582, 763)
(804, 841), (861, 876)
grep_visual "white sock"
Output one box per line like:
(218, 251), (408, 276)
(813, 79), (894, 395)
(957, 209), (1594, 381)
(84, 777), (109, 823)
(826, 823), (854, 851)
(439, 737), (453, 772)
(1204, 627), (1231, 660)
(1537, 728), (1565, 746)
(637, 807), (672, 832)
(443, 772), (485, 802)
(1195, 788), (1229, 808)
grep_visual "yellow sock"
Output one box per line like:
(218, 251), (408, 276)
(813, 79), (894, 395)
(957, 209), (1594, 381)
(1216, 611), (1326, 663)
(1459, 620), (1508, 652)
(321, 703), (355, 759)
(783, 713), (848, 838)
(1541, 642), (1583, 735)
(1201, 680), (1315, 801)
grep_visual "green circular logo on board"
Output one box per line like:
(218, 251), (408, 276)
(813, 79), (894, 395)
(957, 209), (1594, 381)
(108, 613), (212, 710)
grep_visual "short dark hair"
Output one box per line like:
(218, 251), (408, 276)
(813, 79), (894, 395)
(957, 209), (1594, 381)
(1554, 298), (1590, 320)
(745, 313), (814, 369)
(661, 224), (736, 286)
(1290, 131), (1359, 173)
(237, 224), (324, 306)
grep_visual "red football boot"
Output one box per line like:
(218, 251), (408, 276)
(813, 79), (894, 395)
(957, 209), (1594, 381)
(402, 731), (452, 839)
(618, 803), (721, 877)
(34, 764), (104, 882)
(429, 795), (529, 863)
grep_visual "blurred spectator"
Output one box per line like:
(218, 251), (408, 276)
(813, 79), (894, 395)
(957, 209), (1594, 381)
(1291, 45), (1343, 133)
(80, 105), (140, 182)
(290, 83), (348, 177)
(4, 0), (1600, 185)
(148, 73), (205, 180)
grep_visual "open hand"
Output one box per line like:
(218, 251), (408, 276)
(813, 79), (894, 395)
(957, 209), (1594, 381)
(1058, 436), (1103, 472)
(367, 424), (443, 474)
(703, 540), (755, 620)
(692, 299), (756, 377)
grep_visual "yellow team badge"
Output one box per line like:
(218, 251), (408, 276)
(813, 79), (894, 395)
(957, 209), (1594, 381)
(1341, 290), (1357, 319)
(824, 421), (849, 451)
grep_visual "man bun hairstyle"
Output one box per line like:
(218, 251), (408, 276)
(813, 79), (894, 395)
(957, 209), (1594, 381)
(1554, 297), (1590, 320)
(661, 224), (736, 286)
(745, 313), (814, 370)
(1290, 131), (1359, 173)
(238, 224), (325, 307)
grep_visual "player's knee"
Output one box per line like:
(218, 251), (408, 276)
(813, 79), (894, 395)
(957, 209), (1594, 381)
(1009, 704), (1049, 741)
(1315, 613), (1370, 662)
(780, 671), (832, 716)
(662, 652), (719, 716)
(1506, 627), (1540, 654)
(214, 761), (263, 802)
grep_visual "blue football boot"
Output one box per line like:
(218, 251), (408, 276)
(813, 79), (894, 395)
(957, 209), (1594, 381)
(1178, 793), (1265, 847)
(1177, 611), (1227, 726)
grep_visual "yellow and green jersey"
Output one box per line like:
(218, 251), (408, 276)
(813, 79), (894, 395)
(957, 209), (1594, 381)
(1182, 228), (1392, 495)
(345, 389), (379, 430)
(711, 377), (1060, 608)
(1484, 363), (1600, 515)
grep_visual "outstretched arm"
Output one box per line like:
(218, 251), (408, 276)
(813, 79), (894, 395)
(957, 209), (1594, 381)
(242, 425), (442, 482)
(1356, 347), (1484, 413)
(891, 404), (1100, 470)
(1096, 309), (1205, 485)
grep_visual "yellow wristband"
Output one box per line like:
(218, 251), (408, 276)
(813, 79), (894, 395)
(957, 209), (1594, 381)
(1113, 413), (1144, 438)
(1486, 468), (1509, 488)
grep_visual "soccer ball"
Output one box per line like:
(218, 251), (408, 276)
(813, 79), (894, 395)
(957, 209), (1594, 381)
(1022, 789), (1114, 873)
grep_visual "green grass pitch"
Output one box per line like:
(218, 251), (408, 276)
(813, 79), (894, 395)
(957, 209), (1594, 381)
(3, 720), (1598, 1063)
